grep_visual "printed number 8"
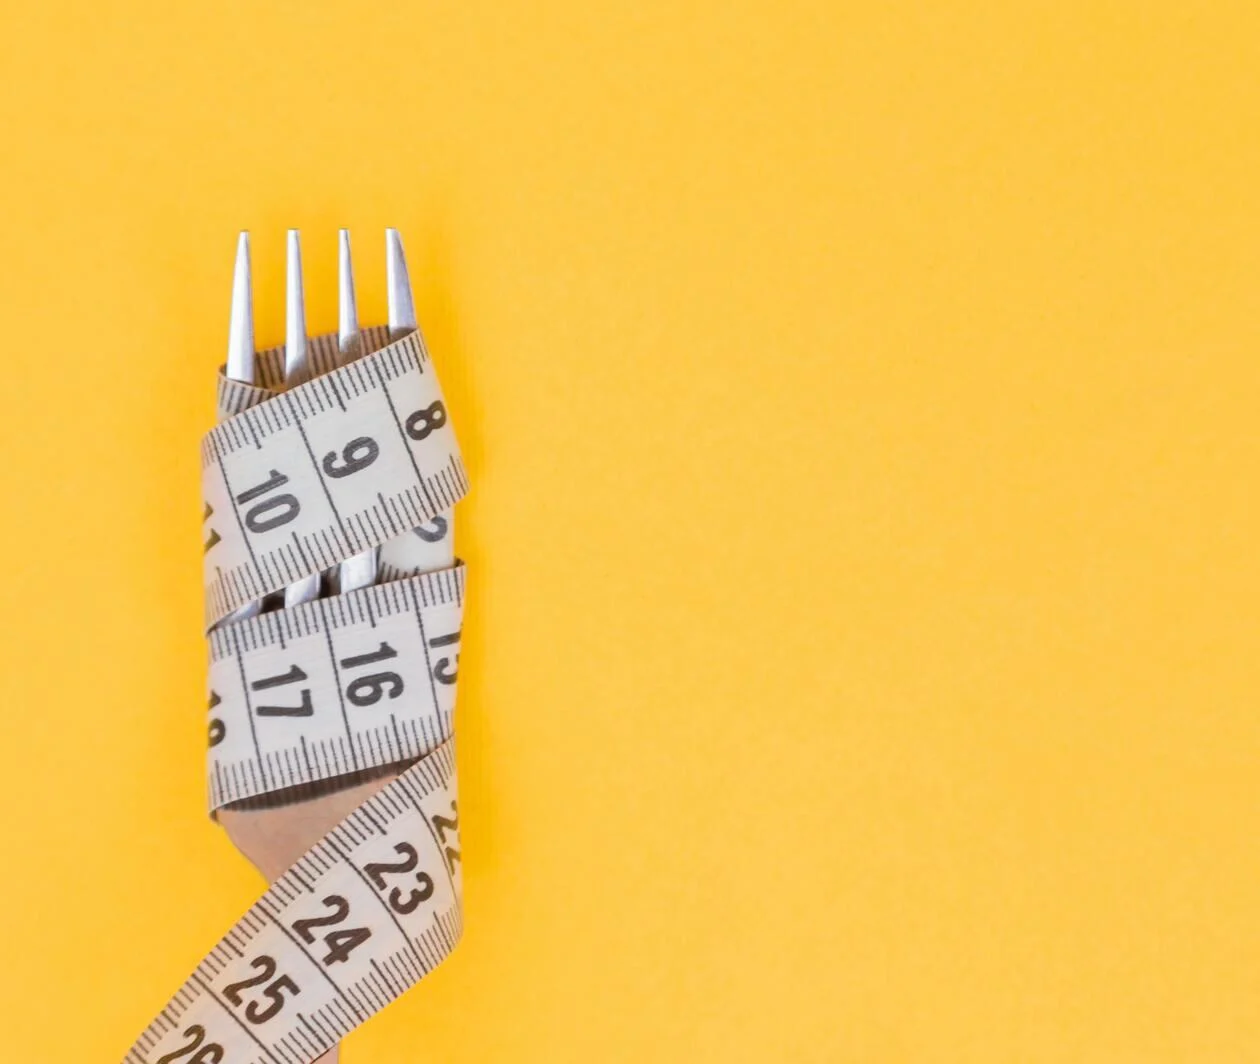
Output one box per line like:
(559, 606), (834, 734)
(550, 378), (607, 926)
(405, 401), (447, 441)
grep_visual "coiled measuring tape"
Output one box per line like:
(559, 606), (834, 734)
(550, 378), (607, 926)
(124, 326), (468, 1063)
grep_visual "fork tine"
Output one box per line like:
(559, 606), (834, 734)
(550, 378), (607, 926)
(219, 232), (263, 623)
(285, 229), (310, 386)
(283, 229), (323, 608)
(338, 228), (361, 360)
(386, 228), (417, 340)
(337, 229), (381, 594)
(383, 228), (454, 579)
(227, 231), (254, 384)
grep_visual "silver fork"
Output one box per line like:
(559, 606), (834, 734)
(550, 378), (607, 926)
(282, 230), (323, 608)
(219, 230), (424, 1064)
(224, 228), (420, 612)
(220, 233), (263, 623)
(331, 229), (377, 594)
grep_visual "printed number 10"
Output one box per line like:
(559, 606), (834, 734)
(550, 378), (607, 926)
(236, 469), (301, 534)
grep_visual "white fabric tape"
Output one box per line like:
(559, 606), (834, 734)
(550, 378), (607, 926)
(201, 329), (467, 629)
(123, 325), (469, 1062)
(125, 743), (461, 1064)
(207, 565), (463, 812)
(212, 326), (456, 586)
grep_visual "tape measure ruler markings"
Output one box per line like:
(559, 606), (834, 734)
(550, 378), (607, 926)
(125, 742), (462, 1064)
(201, 329), (467, 629)
(215, 329), (460, 589)
(126, 321), (470, 1063)
(208, 565), (464, 811)
(212, 326), (457, 603)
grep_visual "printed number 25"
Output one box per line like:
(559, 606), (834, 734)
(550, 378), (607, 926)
(222, 954), (299, 1024)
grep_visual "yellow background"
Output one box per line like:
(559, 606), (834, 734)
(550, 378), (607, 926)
(0, 2), (1257, 1060)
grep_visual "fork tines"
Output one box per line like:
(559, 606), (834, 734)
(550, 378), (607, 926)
(225, 228), (419, 611)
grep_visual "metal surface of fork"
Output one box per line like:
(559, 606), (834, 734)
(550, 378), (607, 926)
(386, 228), (418, 342)
(333, 229), (378, 594)
(222, 227), (421, 617)
(282, 231), (323, 608)
(219, 233), (263, 624)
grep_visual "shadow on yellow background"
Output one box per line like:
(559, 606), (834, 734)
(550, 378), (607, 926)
(0, 2), (1256, 1060)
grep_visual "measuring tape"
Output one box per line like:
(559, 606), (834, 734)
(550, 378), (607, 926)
(201, 327), (466, 629)
(124, 326), (468, 1063)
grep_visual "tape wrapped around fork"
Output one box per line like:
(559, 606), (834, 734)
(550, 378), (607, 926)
(122, 325), (468, 1063)
(216, 325), (395, 420)
(200, 328), (469, 629)
(207, 563), (464, 812)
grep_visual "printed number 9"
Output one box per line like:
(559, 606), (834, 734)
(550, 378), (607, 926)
(322, 436), (379, 479)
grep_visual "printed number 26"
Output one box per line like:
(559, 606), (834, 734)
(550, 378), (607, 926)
(156, 1025), (224, 1064)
